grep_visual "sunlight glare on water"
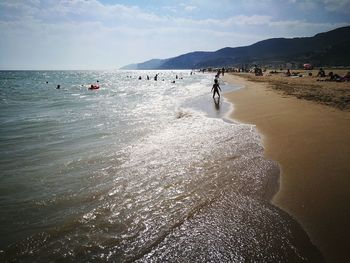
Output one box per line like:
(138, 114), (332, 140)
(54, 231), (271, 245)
(0, 70), (323, 262)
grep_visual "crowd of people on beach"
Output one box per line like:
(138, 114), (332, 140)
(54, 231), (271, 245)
(202, 65), (350, 83)
(241, 66), (350, 82)
(284, 68), (350, 82)
(316, 68), (350, 82)
(49, 65), (349, 98)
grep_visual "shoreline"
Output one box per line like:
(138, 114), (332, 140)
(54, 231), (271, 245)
(223, 74), (350, 262)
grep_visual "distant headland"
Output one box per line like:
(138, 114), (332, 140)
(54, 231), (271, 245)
(121, 26), (350, 70)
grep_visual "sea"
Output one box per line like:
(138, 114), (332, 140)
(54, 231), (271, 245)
(0, 70), (323, 262)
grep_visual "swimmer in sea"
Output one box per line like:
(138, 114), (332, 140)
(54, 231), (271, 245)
(211, 79), (221, 98)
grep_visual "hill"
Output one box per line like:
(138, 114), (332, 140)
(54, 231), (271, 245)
(120, 26), (350, 69)
(120, 59), (168, 70)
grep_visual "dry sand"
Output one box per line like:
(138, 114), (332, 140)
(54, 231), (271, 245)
(223, 73), (350, 263)
(232, 70), (350, 110)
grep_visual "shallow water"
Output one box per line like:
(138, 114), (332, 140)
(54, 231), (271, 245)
(0, 70), (322, 262)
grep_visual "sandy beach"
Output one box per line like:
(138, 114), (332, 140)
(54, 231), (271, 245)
(230, 70), (350, 110)
(224, 73), (350, 262)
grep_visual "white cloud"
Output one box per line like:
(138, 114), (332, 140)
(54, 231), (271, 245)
(178, 3), (197, 12)
(288, 0), (350, 13)
(268, 20), (348, 37)
(227, 15), (272, 26)
(184, 5), (197, 11)
(323, 0), (350, 12)
(172, 15), (272, 28)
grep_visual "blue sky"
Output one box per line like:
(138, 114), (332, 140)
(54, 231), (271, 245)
(1, 0), (349, 69)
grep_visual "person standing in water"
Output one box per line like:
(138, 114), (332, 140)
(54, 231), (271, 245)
(211, 79), (221, 98)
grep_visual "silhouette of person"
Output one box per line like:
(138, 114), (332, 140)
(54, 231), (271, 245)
(317, 68), (325, 77)
(211, 79), (221, 98)
(286, 69), (291, 77)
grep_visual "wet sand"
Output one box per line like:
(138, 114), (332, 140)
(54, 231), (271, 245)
(223, 73), (350, 263)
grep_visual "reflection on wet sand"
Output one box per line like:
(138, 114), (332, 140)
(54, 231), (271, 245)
(213, 97), (221, 115)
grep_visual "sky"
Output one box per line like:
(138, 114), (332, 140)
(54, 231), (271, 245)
(0, 0), (349, 70)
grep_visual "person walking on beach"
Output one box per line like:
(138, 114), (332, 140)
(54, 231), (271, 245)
(211, 79), (221, 98)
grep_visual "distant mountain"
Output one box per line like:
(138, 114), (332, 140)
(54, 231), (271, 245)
(120, 59), (168, 70)
(120, 26), (350, 69)
(158, 51), (212, 69)
(120, 63), (138, 70)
